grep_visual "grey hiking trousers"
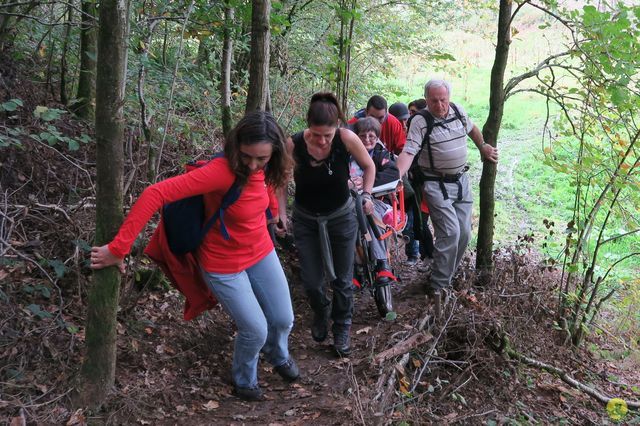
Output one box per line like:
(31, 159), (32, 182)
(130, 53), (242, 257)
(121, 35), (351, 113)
(292, 198), (357, 329)
(422, 172), (473, 290)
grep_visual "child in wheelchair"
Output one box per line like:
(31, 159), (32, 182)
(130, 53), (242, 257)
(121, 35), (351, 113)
(349, 118), (402, 297)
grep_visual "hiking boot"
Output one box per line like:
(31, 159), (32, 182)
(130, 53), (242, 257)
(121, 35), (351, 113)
(311, 304), (330, 342)
(274, 358), (300, 382)
(376, 259), (391, 273)
(333, 326), (351, 357)
(234, 385), (264, 401)
(405, 256), (419, 266)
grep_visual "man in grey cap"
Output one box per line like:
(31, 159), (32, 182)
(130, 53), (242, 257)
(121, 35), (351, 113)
(389, 102), (410, 132)
(395, 79), (498, 313)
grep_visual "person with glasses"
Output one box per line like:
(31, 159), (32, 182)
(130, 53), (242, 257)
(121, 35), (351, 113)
(348, 95), (406, 155)
(349, 117), (400, 287)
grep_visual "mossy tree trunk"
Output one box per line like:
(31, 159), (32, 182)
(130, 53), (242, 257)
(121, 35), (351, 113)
(245, 0), (271, 113)
(74, 0), (98, 120)
(475, 0), (512, 281)
(78, 0), (128, 410)
(60, 3), (73, 105)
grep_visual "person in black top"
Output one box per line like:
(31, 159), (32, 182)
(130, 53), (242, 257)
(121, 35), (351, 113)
(277, 93), (375, 356)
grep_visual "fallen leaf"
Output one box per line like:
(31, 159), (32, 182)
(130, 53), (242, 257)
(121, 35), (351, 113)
(202, 400), (219, 411)
(66, 409), (86, 426)
(296, 387), (313, 398)
(356, 326), (372, 335)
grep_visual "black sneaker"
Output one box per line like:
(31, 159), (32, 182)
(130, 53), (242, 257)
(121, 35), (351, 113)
(274, 358), (300, 382)
(311, 305), (330, 342)
(333, 327), (351, 357)
(234, 385), (264, 401)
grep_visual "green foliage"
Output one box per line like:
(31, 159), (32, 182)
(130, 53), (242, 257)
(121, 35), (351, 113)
(22, 283), (51, 299)
(1, 98), (23, 112)
(534, 4), (640, 346)
(26, 303), (53, 320)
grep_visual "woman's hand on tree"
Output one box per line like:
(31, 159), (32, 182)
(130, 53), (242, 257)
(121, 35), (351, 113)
(90, 245), (125, 273)
(275, 215), (288, 237)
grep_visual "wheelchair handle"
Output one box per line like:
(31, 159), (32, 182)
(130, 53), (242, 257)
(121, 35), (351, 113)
(352, 190), (368, 234)
(367, 214), (382, 240)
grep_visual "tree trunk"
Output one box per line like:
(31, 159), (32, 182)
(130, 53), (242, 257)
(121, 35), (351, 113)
(139, 20), (159, 183)
(195, 36), (210, 69)
(78, 0), (128, 410)
(475, 0), (512, 280)
(335, 0), (356, 114)
(245, 0), (271, 113)
(74, 0), (98, 120)
(220, 4), (234, 136)
(60, 3), (73, 105)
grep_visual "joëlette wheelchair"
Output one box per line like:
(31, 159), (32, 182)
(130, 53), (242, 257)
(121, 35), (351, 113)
(352, 179), (407, 318)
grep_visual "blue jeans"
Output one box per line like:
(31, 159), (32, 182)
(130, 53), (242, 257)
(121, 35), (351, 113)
(201, 249), (293, 388)
(403, 208), (420, 258)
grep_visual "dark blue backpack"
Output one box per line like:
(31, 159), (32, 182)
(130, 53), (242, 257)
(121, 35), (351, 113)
(162, 153), (242, 255)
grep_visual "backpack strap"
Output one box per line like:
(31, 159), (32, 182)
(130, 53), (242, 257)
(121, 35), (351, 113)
(407, 102), (466, 173)
(199, 153), (243, 241)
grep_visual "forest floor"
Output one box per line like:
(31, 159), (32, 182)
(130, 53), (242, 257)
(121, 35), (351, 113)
(1, 56), (640, 425)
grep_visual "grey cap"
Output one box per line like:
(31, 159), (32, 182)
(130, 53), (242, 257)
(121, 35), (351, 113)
(389, 102), (409, 121)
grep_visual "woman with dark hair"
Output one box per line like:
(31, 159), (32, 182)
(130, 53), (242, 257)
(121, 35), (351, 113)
(408, 98), (427, 115)
(90, 111), (297, 401)
(277, 93), (375, 356)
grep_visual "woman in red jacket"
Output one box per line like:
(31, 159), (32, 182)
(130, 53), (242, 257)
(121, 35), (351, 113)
(90, 111), (297, 401)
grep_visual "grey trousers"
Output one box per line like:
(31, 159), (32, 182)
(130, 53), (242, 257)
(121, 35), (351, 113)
(292, 203), (357, 330)
(422, 173), (473, 290)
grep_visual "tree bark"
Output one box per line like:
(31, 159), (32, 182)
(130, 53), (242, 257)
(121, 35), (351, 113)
(138, 20), (159, 183)
(245, 0), (271, 113)
(78, 0), (128, 410)
(73, 0), (98, 120)
(60, 3), (73, 105)
(220, 4), (234, 136)
(475, 0), (512, 279)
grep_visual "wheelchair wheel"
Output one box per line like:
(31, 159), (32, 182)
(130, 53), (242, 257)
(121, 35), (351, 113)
(374, 280), (393, 317)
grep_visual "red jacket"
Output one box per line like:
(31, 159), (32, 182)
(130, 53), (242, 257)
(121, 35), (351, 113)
(144, 220), (217, 320)
(109, 157), (279, 320)
(109, 157), (277, 273)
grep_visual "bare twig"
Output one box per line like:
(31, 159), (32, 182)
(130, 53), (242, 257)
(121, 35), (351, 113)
(506, 347), (640, 409)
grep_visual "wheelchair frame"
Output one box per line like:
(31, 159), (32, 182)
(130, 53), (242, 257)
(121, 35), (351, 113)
(353, 180), (406, 318)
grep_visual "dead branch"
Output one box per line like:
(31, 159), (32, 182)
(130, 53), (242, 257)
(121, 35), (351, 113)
(504, 344), (639, 409)
(373, 331), (433, 365)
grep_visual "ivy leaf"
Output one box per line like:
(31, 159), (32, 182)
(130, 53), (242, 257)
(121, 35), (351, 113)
(67, 139), (80, 151)
(27, 304), (53, 319)
(1, 99), (23, 111)
(48, 259), (67, 278)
